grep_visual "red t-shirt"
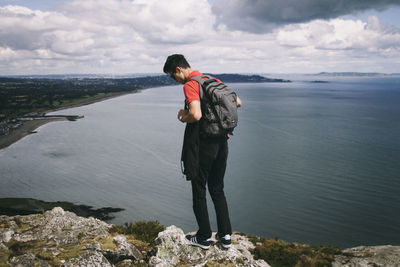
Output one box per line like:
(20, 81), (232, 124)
(183, 70), (222, 105)
(183, 70), (202, 105)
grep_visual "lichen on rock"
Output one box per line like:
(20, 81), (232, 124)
(1, 207), (399, 266)
(148, 225), (270, 267)
(332, 245), (400, 267)
(0, 207), (144, 266)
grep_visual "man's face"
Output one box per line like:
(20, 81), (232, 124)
(170, 67), (186, 84)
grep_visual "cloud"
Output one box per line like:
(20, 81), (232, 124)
(0, 0), (216, 74)
(0, 0), (399, 74)
(276, 16), (400, 52)
(272, 16), (400, 72)
(61, 0), (215, 44)
(188, 15), (400, 73)
(212, 0), (400, 33)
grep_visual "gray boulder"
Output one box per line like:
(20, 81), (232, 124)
(8, 207), (110, 245)
(62, 251), (112, 267)
(333, 245), (400, 267)
(0, 207), (143, 266)
(149, 225), (270, 266)
(84, 234), (144, 262)
(8, 253), (51, 267)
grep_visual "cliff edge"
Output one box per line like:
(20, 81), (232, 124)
(0, 207), (268, 266)
(1, 207), (399, 266)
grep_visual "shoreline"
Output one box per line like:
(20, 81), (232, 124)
(0, 118), (66, 151)
(0, 90), (140, 151)
(0, 197), (124, 221)
(46, 90), (141, 114)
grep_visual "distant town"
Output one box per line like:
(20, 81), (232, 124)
(0, 73), (289, 138)
(0, 75), (177, 136)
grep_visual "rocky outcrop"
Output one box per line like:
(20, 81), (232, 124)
(149, 225), (269, 266)
(0, 207), (144, 266)
(0, 207), (269, 266)
(1, 207), (399, 266)
(333, 245), (400, 267)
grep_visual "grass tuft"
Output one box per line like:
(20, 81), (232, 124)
(247, 235), (341, 267)
(109, 221), (165, 246)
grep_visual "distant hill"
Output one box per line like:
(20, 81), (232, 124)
(313, 72), (388, 77)
(0, 73), (161, 79)
(207, 73), (291, 83)
(0, 73), (290, 119)
(1, 73), (291, 83)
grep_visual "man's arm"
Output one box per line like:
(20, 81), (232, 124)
(237, 96), (242, 107)
(177, 100), (202, 123)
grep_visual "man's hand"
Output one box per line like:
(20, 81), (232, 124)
(177, 109), (188, 122)
(237, 96), (242, 107)
(177, 101), (202, 123)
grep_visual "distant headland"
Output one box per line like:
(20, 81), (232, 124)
(206, 73), (291, 83)
(311, 72), (395, 77)
(0, 198), (123, 221)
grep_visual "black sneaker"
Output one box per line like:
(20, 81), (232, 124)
(185, 234), (212, 250)
(216, 233), (232, 249)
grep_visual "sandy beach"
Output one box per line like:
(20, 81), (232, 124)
(0, 118), (67, 150)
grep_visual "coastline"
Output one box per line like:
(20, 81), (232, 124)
(0, 74), (287, 152)
(0, 90), (140, 151)
(46, 90), (141, 113)
(0, 118), (66, 151)
(0, 197), (124, 221)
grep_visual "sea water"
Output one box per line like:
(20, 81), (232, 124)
(0, 76), (399, 248)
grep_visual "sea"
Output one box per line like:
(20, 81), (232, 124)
(0, 75), (399, 249)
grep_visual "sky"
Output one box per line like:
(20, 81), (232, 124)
(1, 0), (400, 75)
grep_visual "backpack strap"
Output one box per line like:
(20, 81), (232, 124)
(189, 75), (215, 100)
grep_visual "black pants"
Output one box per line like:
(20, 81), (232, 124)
(191, 136), (232, 240)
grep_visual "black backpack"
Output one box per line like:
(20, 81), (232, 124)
(190, 75), (238, 137)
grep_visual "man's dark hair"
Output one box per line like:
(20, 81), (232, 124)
(163, 54), (191, 74)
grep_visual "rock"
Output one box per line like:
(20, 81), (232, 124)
(2, 230), (13, 243)
(62, 251), (112, 267)
(332, 245), (400, 267)
(0, 242), (7, 250)
(0, 207), (144, 267)
(10, 207), (110, 245)
(112, 234), (143, 260)
(149, 225), (270, 267)
(2, 206), (398, 267)
(88, 235), (143, 263)
(9, 253), (50, 267)
(50, 206), (65, 216)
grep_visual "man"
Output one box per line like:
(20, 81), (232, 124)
(163, 54), (242, 250)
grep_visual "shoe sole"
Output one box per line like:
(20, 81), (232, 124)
(188, 241), (210, 250)
(219, 243), (231, 249)
(216, 237), (232, 249)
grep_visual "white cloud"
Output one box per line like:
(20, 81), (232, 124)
(0, 0), (220, 74)
(276, 17), (400, 53)
(0, 46), (17, 61)
(61, 0), (215, 44)
(0, 1), (399, 74)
